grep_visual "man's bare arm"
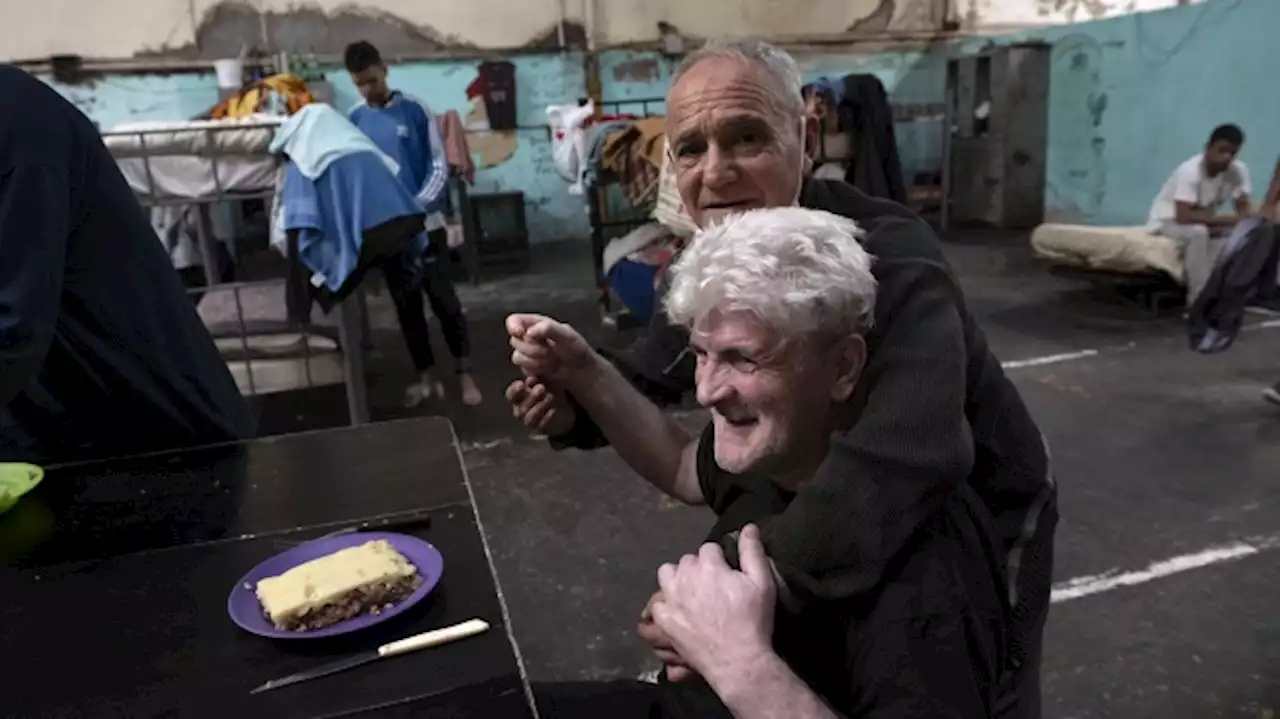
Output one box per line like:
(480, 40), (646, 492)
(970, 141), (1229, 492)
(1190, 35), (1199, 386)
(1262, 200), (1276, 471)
(1174, 201), (1239, 227)
(1235, 194), (1254, 217)
(1261, 157), (1280, 213)
(563, 352), (704, 505)
(711, 652), (839, 719)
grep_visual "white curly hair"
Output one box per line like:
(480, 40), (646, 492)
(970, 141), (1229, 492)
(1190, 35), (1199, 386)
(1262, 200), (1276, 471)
(664, 207), (877, 347)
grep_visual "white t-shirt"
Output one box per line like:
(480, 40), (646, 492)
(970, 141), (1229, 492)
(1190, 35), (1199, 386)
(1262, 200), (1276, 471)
(1147, 153), (1251, 229)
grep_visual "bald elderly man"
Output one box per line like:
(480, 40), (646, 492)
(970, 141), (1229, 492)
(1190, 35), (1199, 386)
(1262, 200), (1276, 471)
(507, 39), (1055, 718)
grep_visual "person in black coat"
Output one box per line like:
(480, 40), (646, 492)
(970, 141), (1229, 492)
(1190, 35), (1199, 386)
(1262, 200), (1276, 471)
(0, 66), (254, 463)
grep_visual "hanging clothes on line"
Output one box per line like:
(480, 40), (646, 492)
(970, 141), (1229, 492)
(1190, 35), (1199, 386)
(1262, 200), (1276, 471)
(437, 109), (476, 185)
(838, 74), (908, 204)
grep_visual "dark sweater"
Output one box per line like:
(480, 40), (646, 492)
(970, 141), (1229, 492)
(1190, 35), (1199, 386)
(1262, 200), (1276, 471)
(653, 424), (1007, 718)
(554, 177), (1057, 669)
(0, 66), (255, 463)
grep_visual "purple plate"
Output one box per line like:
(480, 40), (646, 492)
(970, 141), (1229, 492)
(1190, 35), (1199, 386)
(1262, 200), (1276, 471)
(227, 531), (444, 639)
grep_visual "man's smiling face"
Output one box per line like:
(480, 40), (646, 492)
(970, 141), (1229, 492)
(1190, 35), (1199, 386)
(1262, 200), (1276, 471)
(691, 310), (838, 479)
(665, 57), (806, 229)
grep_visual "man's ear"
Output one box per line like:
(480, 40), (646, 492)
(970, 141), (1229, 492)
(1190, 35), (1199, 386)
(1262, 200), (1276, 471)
(830, 335), (867, 403)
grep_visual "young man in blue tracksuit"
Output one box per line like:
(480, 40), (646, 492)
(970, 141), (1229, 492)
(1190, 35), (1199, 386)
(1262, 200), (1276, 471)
(344, 40), (483, 406)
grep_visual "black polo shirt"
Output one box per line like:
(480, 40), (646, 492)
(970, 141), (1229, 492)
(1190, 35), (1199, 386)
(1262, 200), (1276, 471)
(656, 424), (1009, 719)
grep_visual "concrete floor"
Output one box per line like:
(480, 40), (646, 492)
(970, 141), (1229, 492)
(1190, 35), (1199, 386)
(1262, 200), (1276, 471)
(298, 232), (1280, 718)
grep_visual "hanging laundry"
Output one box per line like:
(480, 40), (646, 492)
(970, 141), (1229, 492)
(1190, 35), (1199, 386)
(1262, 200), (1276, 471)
(273, 105), (430, 311)
(838, 74), (908, 204)
(547, 101), (598, 194)
(269, 103), (398, 180)
(437, 109), (476, 185)
(281, 153), (432, 312)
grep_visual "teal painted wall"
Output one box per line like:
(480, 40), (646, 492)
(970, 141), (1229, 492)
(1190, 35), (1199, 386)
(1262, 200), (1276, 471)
(976, 0), (1274, 224)
(44, 0), (1274, 240)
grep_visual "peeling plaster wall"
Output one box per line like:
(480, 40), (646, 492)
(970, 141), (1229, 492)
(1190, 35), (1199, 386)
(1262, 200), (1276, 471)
(955, 0), (1201, 29)
(1, 0), (1205, 62)
(4, 0), (944, 61)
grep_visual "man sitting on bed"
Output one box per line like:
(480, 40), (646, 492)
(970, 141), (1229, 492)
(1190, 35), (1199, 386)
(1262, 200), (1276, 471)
(0, 66), (255, 463)
(1148, 123), (1253, 305)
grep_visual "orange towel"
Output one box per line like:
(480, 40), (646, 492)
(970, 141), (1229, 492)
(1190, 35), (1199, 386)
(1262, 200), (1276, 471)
(211, 74), (315, 119)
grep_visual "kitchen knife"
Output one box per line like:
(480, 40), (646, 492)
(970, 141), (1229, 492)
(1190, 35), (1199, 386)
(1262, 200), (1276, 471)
(249, 618), (490, 695)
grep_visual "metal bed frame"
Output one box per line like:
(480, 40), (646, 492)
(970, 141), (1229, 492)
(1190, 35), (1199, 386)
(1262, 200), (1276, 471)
(583, 97), (666, 321)
(102, 122), (372, 425)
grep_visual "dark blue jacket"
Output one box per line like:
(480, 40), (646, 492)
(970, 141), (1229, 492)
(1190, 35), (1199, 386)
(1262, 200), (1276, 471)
(0, 66), (254, 463)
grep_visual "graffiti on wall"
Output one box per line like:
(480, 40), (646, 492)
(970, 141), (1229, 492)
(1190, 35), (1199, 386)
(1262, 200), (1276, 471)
(461, 65), (518, 169)
(1044, 33), (1110, 222)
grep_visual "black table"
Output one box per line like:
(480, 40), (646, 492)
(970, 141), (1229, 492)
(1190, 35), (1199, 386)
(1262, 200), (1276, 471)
(0, 418), (536, 718)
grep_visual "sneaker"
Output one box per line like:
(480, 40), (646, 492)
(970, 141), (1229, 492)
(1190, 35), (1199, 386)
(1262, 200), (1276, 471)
(1264, 382), (1280, 407)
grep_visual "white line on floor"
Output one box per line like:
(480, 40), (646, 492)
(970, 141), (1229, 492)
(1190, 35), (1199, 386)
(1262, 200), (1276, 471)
(998, 315), (1280, 372)
(1001, 349), (1100, 370)
(1246, 318), (1280, 331)
(1051, 532), (1280, 603)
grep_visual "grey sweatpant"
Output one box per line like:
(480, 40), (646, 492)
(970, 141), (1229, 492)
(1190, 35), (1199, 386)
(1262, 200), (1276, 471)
(1156, 222), (1226, 306)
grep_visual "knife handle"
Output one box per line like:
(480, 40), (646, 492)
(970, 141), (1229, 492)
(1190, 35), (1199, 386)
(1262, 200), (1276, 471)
(377, 619), (491, 658)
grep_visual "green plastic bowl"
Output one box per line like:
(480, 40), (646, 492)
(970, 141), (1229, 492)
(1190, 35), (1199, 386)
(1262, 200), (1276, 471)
(0, 463), (45, 515)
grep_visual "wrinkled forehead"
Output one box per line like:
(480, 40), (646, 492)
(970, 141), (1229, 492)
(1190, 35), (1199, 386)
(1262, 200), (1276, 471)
(665, 57), (792, 139)
(691, 309), (780, 354)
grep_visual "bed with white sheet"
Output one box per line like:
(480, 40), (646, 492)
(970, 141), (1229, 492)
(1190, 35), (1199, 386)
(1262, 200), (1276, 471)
(103, 116), (283, 199)
(1030, 223), (1185, 283)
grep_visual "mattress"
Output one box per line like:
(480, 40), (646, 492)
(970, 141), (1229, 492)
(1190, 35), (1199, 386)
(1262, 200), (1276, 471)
(116, 155), (278, 198)
(1030, 223), (1185, 283)
(106, 116), (282, 199)
(103, 116), (282, 157)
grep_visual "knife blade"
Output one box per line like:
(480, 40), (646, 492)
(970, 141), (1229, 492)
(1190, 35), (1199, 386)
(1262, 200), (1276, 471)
(250, 618), (491, 695)
(274, 514), (433, 550)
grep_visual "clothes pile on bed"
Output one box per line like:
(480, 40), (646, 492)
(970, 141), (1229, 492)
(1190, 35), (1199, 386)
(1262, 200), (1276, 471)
(595, 117), (666, 206)
(211, 74), (316, 118)
(603, 223), (686, 324)
(594, 116), (685, 321)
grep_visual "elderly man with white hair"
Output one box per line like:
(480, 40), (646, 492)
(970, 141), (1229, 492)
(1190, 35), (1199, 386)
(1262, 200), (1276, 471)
(518, 208), (1007, 718)
(508, 38), (1054, 718)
